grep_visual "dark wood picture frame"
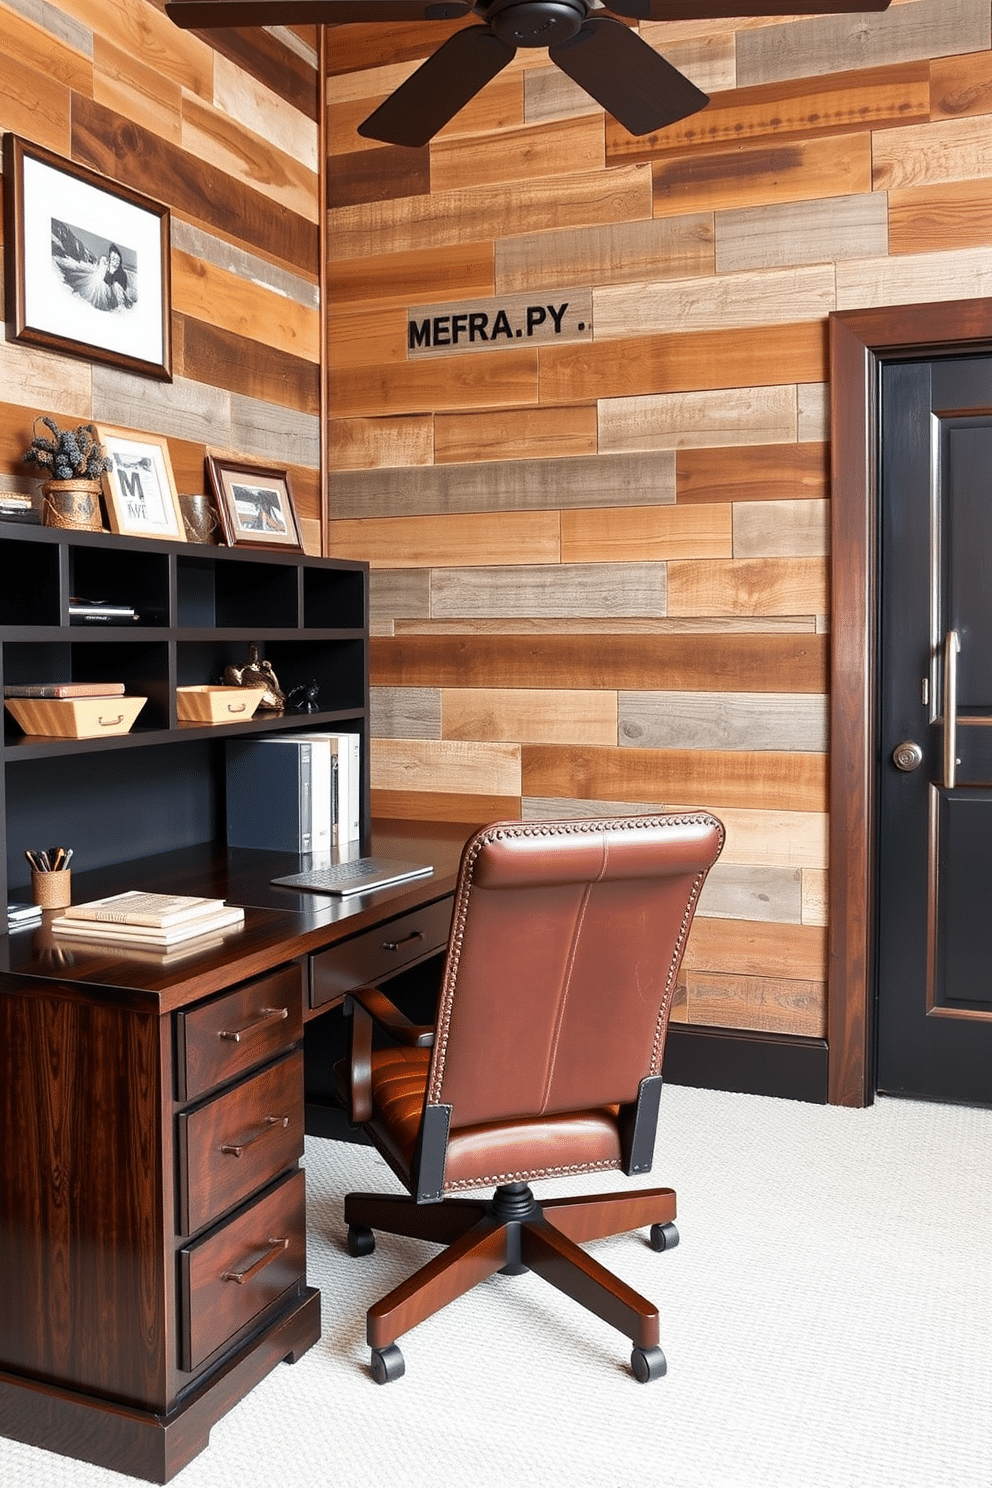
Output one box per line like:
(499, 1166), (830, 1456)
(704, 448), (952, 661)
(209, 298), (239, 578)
(206, 456), (303, 551)
(2, 134), (172, 382)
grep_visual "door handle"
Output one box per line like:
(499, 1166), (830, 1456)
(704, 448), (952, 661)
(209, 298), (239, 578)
(943, 629), (960, 789)
(892, 741), (924, 772)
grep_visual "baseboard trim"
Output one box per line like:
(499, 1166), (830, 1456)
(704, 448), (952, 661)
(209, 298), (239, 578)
(663, 1025), (829, 1104)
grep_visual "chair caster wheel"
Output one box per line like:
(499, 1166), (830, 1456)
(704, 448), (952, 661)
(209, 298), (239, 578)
(631, 1345), (667, 1382)
(649, 1221), (679, 1252)
(347, 1224), (375, 1257)
(370, 1344), (405, 1384)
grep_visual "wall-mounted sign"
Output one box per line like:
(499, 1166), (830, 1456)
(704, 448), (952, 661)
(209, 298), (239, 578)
(407, 288), (593, 359)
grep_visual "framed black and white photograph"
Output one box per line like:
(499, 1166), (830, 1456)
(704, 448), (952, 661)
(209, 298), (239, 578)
(3, 134), (172, 382)
(206, 456), (303, 551)
(97, 427), (185, 540)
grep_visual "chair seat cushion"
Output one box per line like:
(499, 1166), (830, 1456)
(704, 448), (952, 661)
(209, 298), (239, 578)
(364, 1046), (625, 1194)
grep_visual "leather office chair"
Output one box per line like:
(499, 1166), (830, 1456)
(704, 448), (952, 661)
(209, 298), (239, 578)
(338, 813), (724, 1384)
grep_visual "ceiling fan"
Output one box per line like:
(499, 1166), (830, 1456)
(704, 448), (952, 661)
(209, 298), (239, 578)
(165, 0), (892, 148)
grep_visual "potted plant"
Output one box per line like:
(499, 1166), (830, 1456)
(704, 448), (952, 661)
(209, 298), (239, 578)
(22, 416), (111, 530)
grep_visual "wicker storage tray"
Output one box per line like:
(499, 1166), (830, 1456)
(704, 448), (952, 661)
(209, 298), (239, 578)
(5, 695), (147, 738)
(176, 685), (267, 723)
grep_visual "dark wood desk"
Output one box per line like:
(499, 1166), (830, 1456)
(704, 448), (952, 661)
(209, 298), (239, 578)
(0, 820), (472, 1483)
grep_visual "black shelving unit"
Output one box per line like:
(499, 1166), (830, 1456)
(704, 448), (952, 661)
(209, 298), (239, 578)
(0, 524), (370, 918)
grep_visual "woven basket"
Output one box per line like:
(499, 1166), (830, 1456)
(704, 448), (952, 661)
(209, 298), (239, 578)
(41, 479), (104, 531)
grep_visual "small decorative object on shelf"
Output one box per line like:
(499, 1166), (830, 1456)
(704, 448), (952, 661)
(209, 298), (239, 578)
(178, 493), (219, 544)
(26, 845), (73, 909)
(4, 694), (147, 738)
(22, 416), (111, 532)
(222, 643), (285, 711)
(176, 685), (267, 724)
(286, 679), (320, 713)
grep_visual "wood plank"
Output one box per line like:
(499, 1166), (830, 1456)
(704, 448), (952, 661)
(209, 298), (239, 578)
(835, 245), (992, 312)
(326, 164), (652, 260)
(93, 36), (182, 143)
(521, 743), (828, 814)
(371, 686), (441, 739)
(180, 94), (318, 222)
(495, 215), (714, 295)
(324, 14), (474, 76)
(329, 510), (559, 567)
(193, 24), (318, 118)
(802, 868), (828, 926)
(171, 219), (317, 304)
(213, 53), (318, 170)
(326, 143), (430, 210)
(328, 241), (494, 310)
(429, 116), (604, 194)
(735, 0), (988, 87)
(733, 499), (829, 558)
(618, 691), (828, 752)
(676, 442), (828, 505)
(888, 180), (992, 255)
(395, 615), (818, 634)
(329, 416), (434, 471)
(371, 632), (828, 692)
(442, 688), (617, 746)
(872, 114), (992, 190)
(595, 267), (834, 339)
(560, 504), (732, 563)
(330, 451), (675, 519)
(699, 862), (802, 924)
(0, 4), (92, 93)
(931, 48), (992, 120)
(0, 51), (70, 156)
(370, 788), (518, 823)
(668, 557), (829, 616)
(229, 392), (320, 467)
(371, 737), (522, 795)
(599, 386), (799, 455)
(173, 251), (319, 361)
(369, 568), (431, 619)
(430, 563), (667, 619)
(328, 351), (538, 419)
(434, 406), (597, 464)
(683, 970), (826, 1038)
(178, 316), (320, 414)
(328, 305), (408, 369)
(683, 915), (827, 982)
(541, 323), (826, 405)
(715, 194), (887, 272)
(605, 62), (930, 167)
(67, 0), (214, 98)
(72, 96), (318, 274)
(652, 132), (871, 218)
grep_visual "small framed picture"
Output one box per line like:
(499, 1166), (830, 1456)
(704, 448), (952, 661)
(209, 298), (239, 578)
(206, 456), (303, 551)
(97, 426), (185, 541)
(2, 134), (172, 382)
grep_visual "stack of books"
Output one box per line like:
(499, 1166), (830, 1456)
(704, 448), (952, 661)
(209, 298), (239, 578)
(225, 732), (361, 854)
(50, 891), (245, 948)
(4, 682), (126, 699)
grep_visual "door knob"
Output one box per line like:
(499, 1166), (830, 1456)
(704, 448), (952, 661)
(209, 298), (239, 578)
(892, 740), (924, 771)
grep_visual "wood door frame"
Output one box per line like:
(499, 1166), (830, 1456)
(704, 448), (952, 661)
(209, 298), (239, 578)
(828, 297), (992, 1106)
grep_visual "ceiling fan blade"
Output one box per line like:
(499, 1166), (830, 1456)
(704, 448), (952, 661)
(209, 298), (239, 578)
(357, 26), (515, 146)
(606, 0), (890, 18)
(165, 0), (469, 27)
(550, 17), (708, 135)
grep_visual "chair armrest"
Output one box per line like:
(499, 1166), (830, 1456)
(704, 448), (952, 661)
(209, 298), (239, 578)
(344, 985), (435, 1047)
(342, 985), (434, 1125)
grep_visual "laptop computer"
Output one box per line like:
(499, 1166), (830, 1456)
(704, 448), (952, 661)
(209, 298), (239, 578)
(271, 856), (434, 897)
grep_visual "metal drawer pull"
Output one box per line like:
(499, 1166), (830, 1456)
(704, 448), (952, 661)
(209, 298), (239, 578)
(382, 930), (423, 952)
(99, 714), (126, 727)
(221, 1236), (289, 1285)
(943, 629), (960, 790)
(221, 1114), (291, 1158)
(219, 1006), (289, 1042)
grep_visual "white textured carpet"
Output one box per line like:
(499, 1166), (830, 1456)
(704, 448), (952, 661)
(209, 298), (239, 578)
(3, 1085), (991, 1488)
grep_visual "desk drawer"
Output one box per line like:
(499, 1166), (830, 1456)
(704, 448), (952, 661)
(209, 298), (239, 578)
(310, 895), (452, 1010)
(178, 1050), (304, 1237)
(180, 1169), (306, 1373)
(177, 964), (304, 1101)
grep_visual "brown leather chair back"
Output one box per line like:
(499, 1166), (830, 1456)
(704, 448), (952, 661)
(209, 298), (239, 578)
(425, 815), (724, 1133)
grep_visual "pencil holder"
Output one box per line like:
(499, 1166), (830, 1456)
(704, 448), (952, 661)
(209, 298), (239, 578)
(32, 869), (71, 909)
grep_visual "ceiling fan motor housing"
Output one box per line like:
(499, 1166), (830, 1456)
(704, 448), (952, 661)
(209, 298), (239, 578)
(486, 0), (587, 46)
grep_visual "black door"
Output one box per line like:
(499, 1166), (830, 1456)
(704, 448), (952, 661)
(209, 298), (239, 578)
(876, 354), (992, 1103)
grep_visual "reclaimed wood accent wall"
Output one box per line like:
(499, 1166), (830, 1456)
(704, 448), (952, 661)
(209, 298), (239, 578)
(325, 0), (992, 1045)
(0, 1), (321, 549)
